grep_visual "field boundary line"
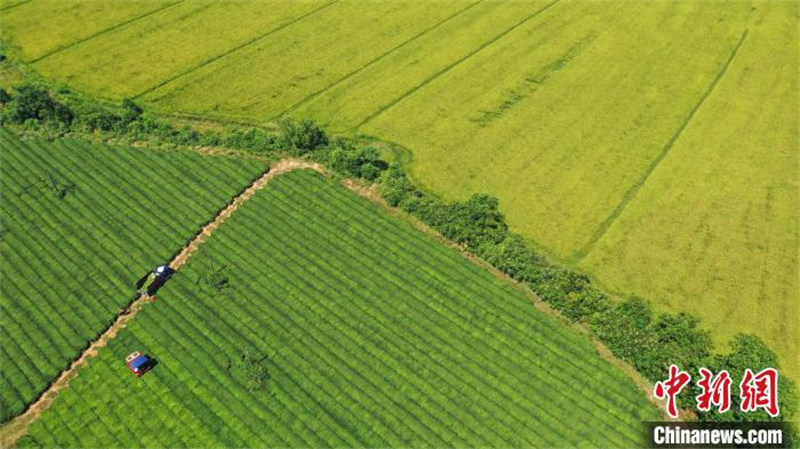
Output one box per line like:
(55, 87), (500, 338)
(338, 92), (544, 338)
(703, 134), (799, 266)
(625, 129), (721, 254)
(133, 0), (340, 100)
(353, 0), (559, 131)
(28, 1), (184, 64)
(570, 29), (750, 263)
(275, 0), (484, 119)
(0, 159), (323, 449)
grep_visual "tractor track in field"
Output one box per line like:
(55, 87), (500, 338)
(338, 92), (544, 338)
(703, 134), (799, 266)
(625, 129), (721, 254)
(353, 0), (560, 131)
(274, 0), (483, 119)
(570, 29), (750, 263)
(0, 159), (324, 448)
(0, 0), (33, 13)
(132, 0), (340, 100)
(28, 1), (184, 64)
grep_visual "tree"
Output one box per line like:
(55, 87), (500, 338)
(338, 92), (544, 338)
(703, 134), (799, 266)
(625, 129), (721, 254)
(8, 85), (73, 126)
(438, 194), (508, 248)
(280, 119), (328, 153)
(328, 145), (384, 180)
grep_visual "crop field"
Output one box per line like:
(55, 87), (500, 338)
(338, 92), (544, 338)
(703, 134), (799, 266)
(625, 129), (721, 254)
(0, 0), (173, 63)
(18, 1), (331, 99)
(0, 130), (266, 422)
(17, 170), (658, 448)
(1, 0), (795, 382)
(579, 4), (800, 379)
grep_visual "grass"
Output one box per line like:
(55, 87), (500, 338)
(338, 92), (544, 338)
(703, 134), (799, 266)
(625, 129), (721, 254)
(17, 170), (659, 448)
(0, 130), (266, 422)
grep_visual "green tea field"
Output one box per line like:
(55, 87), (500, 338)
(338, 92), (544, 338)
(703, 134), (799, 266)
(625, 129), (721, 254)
(0, 130), (266, 422)
(1, 0), (795, 380)
(17, 170), (659, 448)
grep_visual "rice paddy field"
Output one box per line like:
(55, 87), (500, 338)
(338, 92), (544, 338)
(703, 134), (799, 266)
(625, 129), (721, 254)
(16, 170), (659, 448)
(0, 130), (266, 422)
(0, 0), (797, 425)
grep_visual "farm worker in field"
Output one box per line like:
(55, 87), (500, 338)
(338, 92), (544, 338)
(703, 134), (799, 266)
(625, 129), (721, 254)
(135, 264), (175, 297)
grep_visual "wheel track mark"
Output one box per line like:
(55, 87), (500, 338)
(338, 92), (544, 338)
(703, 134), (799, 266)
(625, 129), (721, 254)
(275, 0), (484, 120)
(353, 0), (560, 131)
(571, 29), (750, 263)
(133, 0), (340, 100)
(0, 0), (33, 12)
(29, 1), (184, 64)
(0, 159), (323, 449)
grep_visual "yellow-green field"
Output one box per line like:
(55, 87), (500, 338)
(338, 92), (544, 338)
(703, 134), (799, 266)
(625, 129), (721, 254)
(1, 0), (797, 380)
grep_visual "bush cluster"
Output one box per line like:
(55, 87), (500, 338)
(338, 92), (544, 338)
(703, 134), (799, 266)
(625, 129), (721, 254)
(226, 348), (271, 392)
(326, 144), (382, 180)
(280, 119), (328, 153)
(381, 166), (508, 248)
(0, 85), (73, 129)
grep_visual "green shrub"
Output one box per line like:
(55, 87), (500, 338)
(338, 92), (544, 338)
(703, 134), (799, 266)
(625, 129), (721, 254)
(478, 234), (543, 282)
(226, 348), (271, 392)
(280, 119), (328, 153)
(652, 312), (712, 371)
(0, 87), (11, 105)
(592, 296), (712, 381)
(437, 194), (508, 249)
(592, 297), (656, 367)
(222, 127), (278, 152)
(328, 145), (384, 180)
(121, 98), (143, 120)
(380, 164), (421, 207)
(2, 84), (73, 127)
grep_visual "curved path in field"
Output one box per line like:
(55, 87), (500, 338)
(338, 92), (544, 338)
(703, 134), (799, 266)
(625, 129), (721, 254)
(0, 159), (324, 448)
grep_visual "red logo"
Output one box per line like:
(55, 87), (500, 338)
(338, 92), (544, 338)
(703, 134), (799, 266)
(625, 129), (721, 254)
(740, 368), (779, 417)
(654, 364), (692, 418)
(696, 368), (731, 413)
(655, 366), (780, 418)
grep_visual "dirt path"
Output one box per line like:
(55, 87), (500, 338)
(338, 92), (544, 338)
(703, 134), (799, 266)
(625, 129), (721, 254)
(0, 159), (324, 448)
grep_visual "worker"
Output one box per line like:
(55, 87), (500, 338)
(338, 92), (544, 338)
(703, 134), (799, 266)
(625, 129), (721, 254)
(135, 264), (175, 297)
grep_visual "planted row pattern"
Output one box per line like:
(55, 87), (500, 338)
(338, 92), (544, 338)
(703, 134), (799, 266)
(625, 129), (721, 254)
(23, 170), (658, 448)
(0, 129), (266, 422)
